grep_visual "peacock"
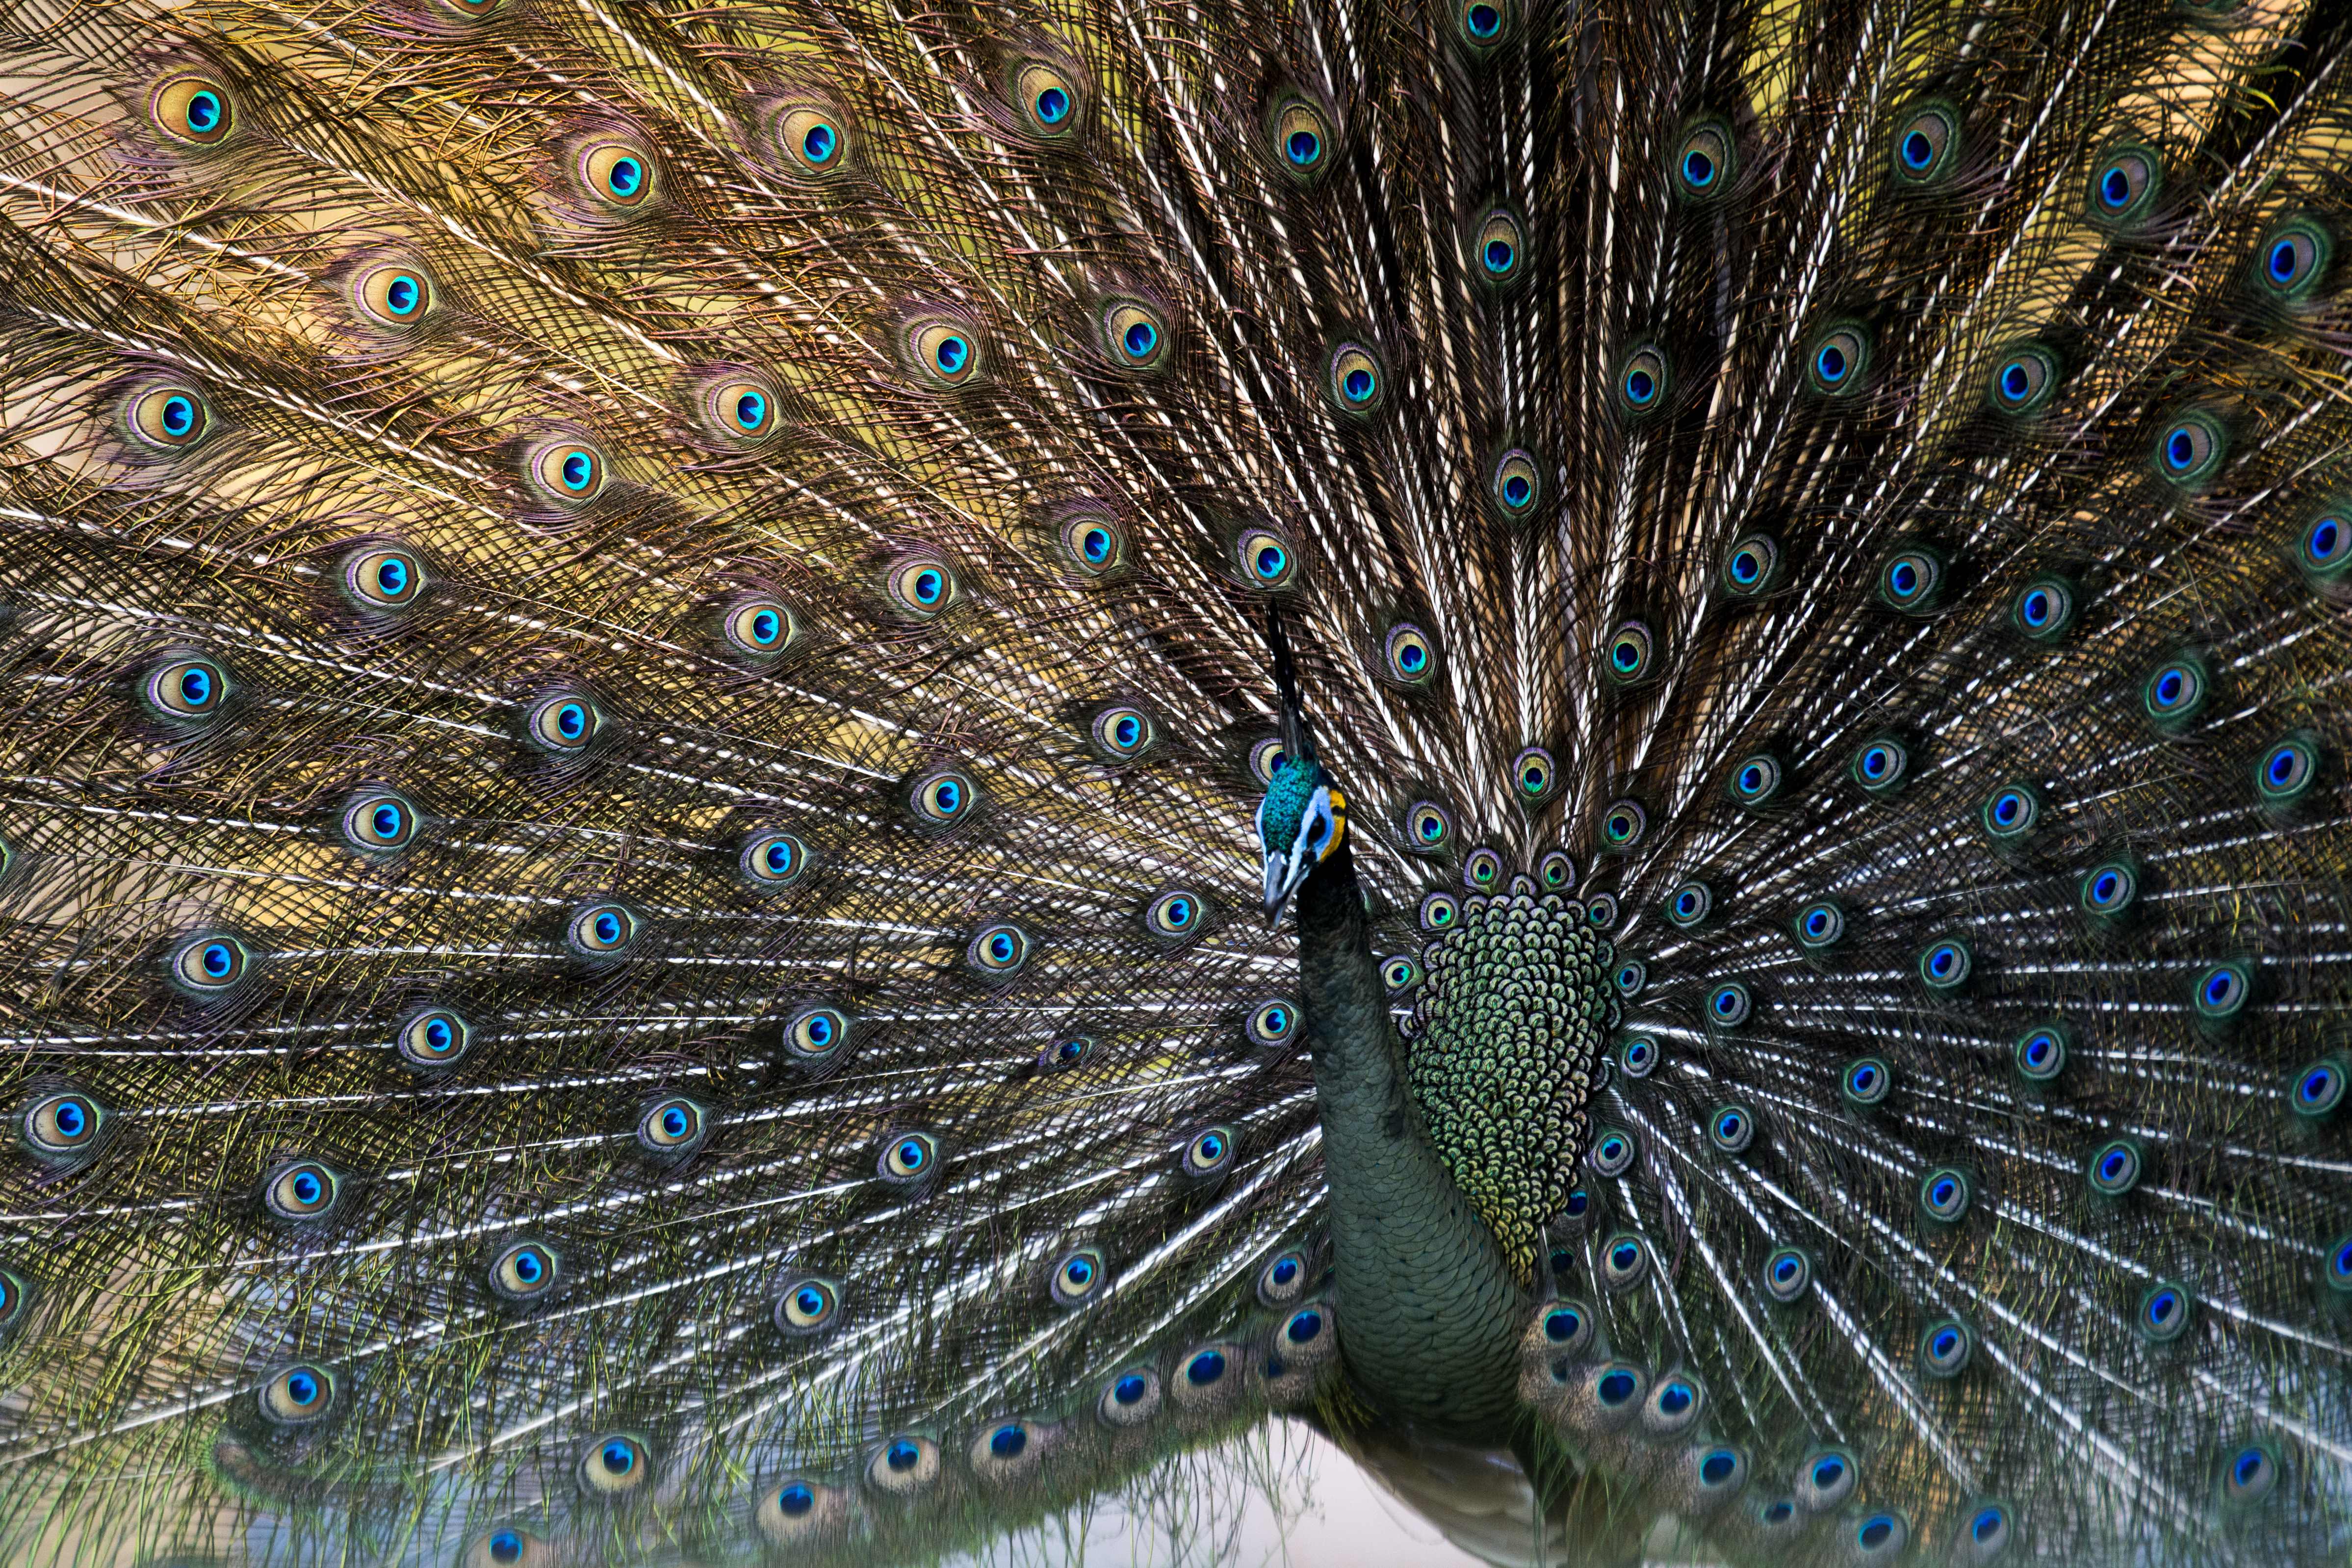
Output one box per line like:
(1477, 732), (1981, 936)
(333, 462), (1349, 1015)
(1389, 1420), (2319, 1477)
(0, 0), (2348, 1559)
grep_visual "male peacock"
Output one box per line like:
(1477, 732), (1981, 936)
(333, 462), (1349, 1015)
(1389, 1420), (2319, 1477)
(0, 0), (2347, 1561)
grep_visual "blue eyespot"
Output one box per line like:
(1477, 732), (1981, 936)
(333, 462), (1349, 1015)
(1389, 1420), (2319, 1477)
(1918, 939), (1972, 992)
(2194, 961), (2250, 1020)
(1620, 347), (1666, 410)
(1706, 981), (1752, 1027)
(1462, 0), (1502, 38)
(1036, 87), (1068, 123)
(802, 122), (835, 163)
(1289, 129), (1319, 164)
(1186, 1348), (1226, 1385)
(1115, 1374), (1148, 1404)
(779, 1484), (814, 1517)
(1596, 1365), (1640, 1405)
(1920, 1167), (1971, 1222)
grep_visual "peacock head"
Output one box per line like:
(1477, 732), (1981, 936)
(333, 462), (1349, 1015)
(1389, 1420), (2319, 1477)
(1257, 753), (1345, 921)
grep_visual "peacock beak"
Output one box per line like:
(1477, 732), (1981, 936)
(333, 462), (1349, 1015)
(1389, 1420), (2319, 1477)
(1263, 843), (1311, 925)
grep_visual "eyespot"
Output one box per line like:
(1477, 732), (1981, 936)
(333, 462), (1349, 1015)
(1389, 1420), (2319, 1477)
(1988, 341), (2059, 414)
(1878, 545), (1944, 611)
(265, 1160), (342, 1222)
(1795, 1448), (1859, 1511)
(1492, 449), (1542, 517)
(1792, 900), (1845, 952)
(1890, 102), (1959, 184)
(171, 931), (251, 993)
(1588, 1126), (1636, 1178)
(1721, 533), (1781, 597)
(2222, 1443), (2278, 1506)
(2142, 655), (2209, 727)
(879, 1131), (937, 1182)
(1101, 301), (1169, 370)
(1268, 96), (1332, 180)
(1259, 1248), (1312, 1306)
(2081, 1136), (2141, 1197)
(1585, 892), (1618, 929)
(772, 103), (849, 178)
(784, 1003), (849, 1062)
(774, 1276), (841, 1335)
(2015, 1023), (2068, 1083)
(1806, 324), (1869, 394)
(1381, 954), (1421, 993)
(966, 923), (1030, 977)
(1643, 1374), (1705, 1437)
(1616, 346), (1667, 413)
(1762, 1246), (1811, 1304)
(2290, 1054), (2346, 1118)
(741, 831), (808, 887)
(1234, 525), (1299, 590)
(1598, 798), (1645, 850)
(1980, 782), (2041, 842)
(2089, 143), (2159, 224)
(23, 1091), (103, 1157)
(1698, 1103), (1752, 1155)
(2255, 734), (2320, 806)
(1326, 342), (1384, 414)
(1037, 1033), (1091, 1073)
(260, 1363), (336, 1425)
(579, 1432), (652, 1496)
(2011, 574), (2076, 641)
(526, 437), (608, 505)
(2126, 1280), (2197, 1348)
(1059, 513), (1127, 577)
(339, 791), (418, 855)
(1402, 801), (1453, 852)
(145, 656), (230, 721)
(1604, 621), (1653, 684)
(1418, 891), (1461, 933)
(1664, 880), (1713, 929)
(489, 1240), (559, 1301)
(1958, 1503), (2013, 1564)
(398, 1008), (471, 1069)
(1706, 980), (1753, 1028)
(1599, 1232), (1650, 1289)
(908, 318), (983, 387)
(0, 1266), (34, 1336)
(1842, 1057), (1892, 1108)
(2193, 961), (2251, 1021)
(638, 1096), (708, 1155)
(343, 545), (427, 610)
(2326, 1234), (2352, 1296)
(1588, 1360), (1646, 1415)
(2254, 218), (2329, 300)
(2154, 411), (2224, 484)
(1145, 889), (1206, 941)
(1455, 0), (1515, 48)
(1617, 1034), (1659, 1080)
(1674, 121), (1734, 199)
(1030, 1244), (1107, 1308)
(567, 901), (638, 957)
(704, 377), (781, 444)
(126, 384), (214, 450)
(1243, 998), (1298, 1048)
(152, 74), (236, 146)
(1182, 1125), (1235, 1178)
(1383, 624), (1436, 685)
(1470, 208), (1525, 284)
(2079, 858), (2138, 921)
(1853, 1513), (1909, 1557)
(1538, 850), (1576, 891)
(1537, 1298), (1595, 1359)
(2297, 504), (2352, 586)
(885, 555), (958, 618)
(1461, 847), (1504, 891)
(1097, 1366), (1162, 1427)
(1917, 938), (1972, 993)
(1757, 1498), (1801, 1532)
(1012, 61), (1082, 137)
(1851, 736), (1911, 795)
(1714, 754), (1782, 813)
(1919, 1167), (1972, 1222)
(910, 766), (978, 825)
(525, 694), (602, 753)
(579, 140), (656, 208)
(1612, 959), (1647, 998)
(355, 263), (437, 328)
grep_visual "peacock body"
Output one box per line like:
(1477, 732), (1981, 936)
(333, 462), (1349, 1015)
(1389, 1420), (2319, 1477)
(0, 0), (2348, 1561)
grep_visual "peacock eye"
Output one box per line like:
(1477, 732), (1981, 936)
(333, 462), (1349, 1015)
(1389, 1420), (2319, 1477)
(754, 1479), (840, 1546)
(146, 656), (230, 719)
(340, 791), (418, 854)
(1919, 1166), (1973, 1222)
(2085, 1137), (2142, 1196)
(1048, 1246), (1107, 1306)
(722, 597), (796, 657)
(1461, 846), (1503, 889)
(1326, 342), (1384, 413)
(2255, 218), (2330, 300)
(880, 1131), (937, 1182)
(867, 1434), (941, 1492)
(886, 555), (959, 618)
(578, 140), (657, 207)
(1616, 346), (1667, 413)
(579, 1432), (653, 1495)
(1145, 889), (1205, 939)
(1705, 1103), (1752, 1153)
(1585, 891), (1618, 928)
(1619, 1034), (1659, 1079)
(1889, 103), (1959, 183)
(1243, 998), (1298, 1048)
(490, 1240), (559, 1301)
(23, 1091), (103, 1156)
(2289, 1054), (2347, 1118)
(637, 1095), (708, 1154)
(2154, 411), (2225, 484)
(1012, 61), (1082, 137)
(125, 385), (214, 450)
(566, 901), (638, 957)
(1492, 448), (1542, 517)
(1182, 1125), (1236, 1178)
(908, 318), (983, 387)
(1793, 899), (1846, 951)
(1090, 704), (1156, 759)
(1036, 1033), (1090, 1072)
(151, 74), (236, 146)
(784, 1004), (849, 1061)
(1381, 955), (1420, 992)
(1269, 97), (1331, 180)
(1851, 736), (1911, 794)
(1917, 938), (1972, 993)
(1383, 624), (1436, 685)
(1102, 301), (1168, 369)
(1603, 620), (1654, 683)
(1235, 526), (1299, 589)
(966, 923), (1031, 977)
(526, 437), (608, 505)
(1598, 798), (1646, 849)
(1722, 532), (1781, 596)
(2089, 144), (2159, 224)
(1673, 121), (1735, 199)
(1455, 0), (1515, 48)
(265, 1160), (342, 1222)
(2255, 735), (2319, 805)
(1418, 891), (1460, 931)
(1096, 1366), (1161, 1427)
(772, 104), (850, 177)
(1599, 1232), (1651, 1289)
(1807, 324), (1870, 393)
(1761, 1245), (1811, 1303)
(704, 377), (781, 443)
(1988, 341), (2058, 413)
(355, 263), (436, 328)
(1473, 208), (1524, 283)
(2142, 654), (2209, 726)
(2193, 961), (2251, 1021)
(1258, 1248), (1312, 1305)
(1537, 849), (1577, 890)
(1729, 751), (1784, 806)
(527, 694), (604, 751)
(2012, 574), (2078, 640)
(1707, 979), (1754, 1026)
(1246, 737), (1290, 788)
(260, 1363), (336, 1425)
(1980, 781), (2041, 842)
(741, 830), (808, 886)
(465, 1527), (551, 1568)
(1796, 1448), (1859, 1512)
(1403, 799), (1453, 852)
(774, 1275), (841, 1334)
(910, 766), (977, 825)
(1665, 879), (1713, 928)
(343, 545), (427, 609)
(0, 1266), (34, 1335)
(2300, 506), (2352, 582)
(1059, 512), (1127, 576)
(2015, 1023), (2068, 1082)
(2221, 1443), (2277, 1505)
(171, 931), (252, 993)
(1843, 1057), (1892, 1106)
(1917, 1318), (1973, 1377)
(398, 1008), (472, 1068)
